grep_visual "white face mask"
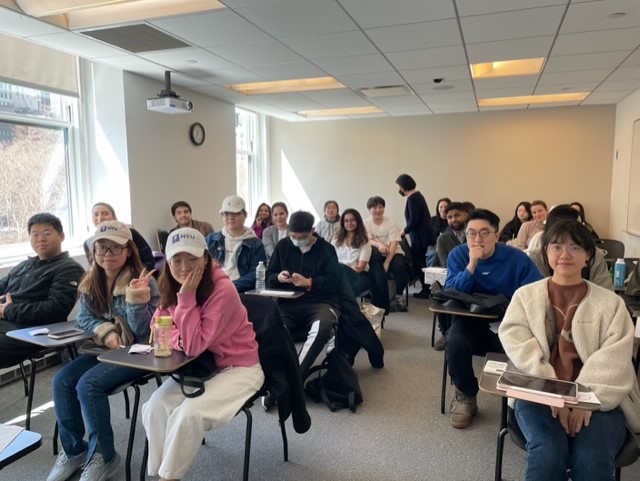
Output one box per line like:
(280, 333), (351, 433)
(290, 235), (310, 248)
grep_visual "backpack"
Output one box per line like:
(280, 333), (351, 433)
(304, 349), (363, 412)
(430, 281), (509, 317)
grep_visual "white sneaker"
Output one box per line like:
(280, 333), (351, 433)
(79, 452), (120, 481)
(47, 450), (86, 481)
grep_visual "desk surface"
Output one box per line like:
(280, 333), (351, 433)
(479, 353), (598, 411)
(245, 289), (304, 299)
(429, 304), (499, 320)
(0, 428), (42, 470)
(98, 347), (194, 373)
(6, 321), (93, 348)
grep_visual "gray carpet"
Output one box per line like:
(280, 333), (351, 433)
(2, 295), (638, 480)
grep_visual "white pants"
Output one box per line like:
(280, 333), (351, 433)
(141, 363), (264, 479)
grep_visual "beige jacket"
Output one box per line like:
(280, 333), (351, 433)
(499, 278), (640, 432)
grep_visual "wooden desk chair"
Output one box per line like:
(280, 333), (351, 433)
(495, 405), (639, 481)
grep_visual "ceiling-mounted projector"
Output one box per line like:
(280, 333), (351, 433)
(147, 71), (193, 114)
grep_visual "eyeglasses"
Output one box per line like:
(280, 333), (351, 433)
(222, 212), (242, 217)
(29, 231), (55, 240)
(94, 244), (126, 256)
(547, 243), (585, 255)
(168, 257), (201, 268)
(465, 229), (496, 239)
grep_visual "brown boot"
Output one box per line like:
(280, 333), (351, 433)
(450, 390), (478, 429)
(433, 335), (446, 351)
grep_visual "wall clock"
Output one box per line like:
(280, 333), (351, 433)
(189, 122), (205, 146)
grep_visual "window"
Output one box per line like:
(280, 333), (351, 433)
(0, 81), (81, 262)
(235, 107), (267, 220)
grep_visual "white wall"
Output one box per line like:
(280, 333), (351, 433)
(269, 105), (615, 236)
(611, 88), (640, 257)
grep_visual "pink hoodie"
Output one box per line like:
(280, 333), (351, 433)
(153, 265), (259, 369)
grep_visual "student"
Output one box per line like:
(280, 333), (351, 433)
(432, 202), (469, 350)
(499, 220), (640, 481)
(169, 200), (214, 237)
(266, 211), (341, 378)
(0, 213), (84, 369)
(250, 202), (272, 239)
(445, 209), (541, 429)
(141, 228), (263, 481)
(331, 208), (372, 296)
(499, 201), (532, 243)
(83, 202), (155, 271)
(363, 196), (408, 312)
(47, 221), (158, 481)
(262, 201), (289, 260)
(527, 205), (613, 291)
(314, 200), (340, 241)
(514, 200), (547, 250)
(431, 197), (451, 236)
(570, 201), (599, 239)
(396, 173), (437, 299)
(205, 195), (266, 293)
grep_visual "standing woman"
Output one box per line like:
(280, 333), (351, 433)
(250, 202), (272, 239)
(262, 201), (289, 260)
(47, 221), (158, 481)
(500, 201), (532, 243)
(314, 200), (340, 241)
(499, 220), (640, 481)
(396, 173), (436, 299)
(331, 208), (372, 296)
(84, 202), (156, 271)
(141, 228), (263, 481)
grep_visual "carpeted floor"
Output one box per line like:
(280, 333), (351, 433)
(2, 295), (638, 480)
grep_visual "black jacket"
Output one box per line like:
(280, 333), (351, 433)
(0, 251), (84, 326)
(403, 191), (436, 250)
(240, 294), (311, 434)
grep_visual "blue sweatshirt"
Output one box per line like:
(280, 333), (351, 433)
(445, 243), (542, 299)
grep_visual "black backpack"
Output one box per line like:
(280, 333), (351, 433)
(304, 349), (363, 412)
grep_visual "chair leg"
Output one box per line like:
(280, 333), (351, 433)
(279, 418), (289, 462)
(243, 407), (253, 481)
(19, 362), (29, 397)
(615, 467), (621, 481)
(140, 439), (148, 481)
(431, 312), (437, 347)
(124, 385), (142, 481)
(123, 388), (131, 419)
(494, 427), (509, 481)
(26, 357), (38, 430)
(53, 421), (59, 455)
(440, 355), (448, 414)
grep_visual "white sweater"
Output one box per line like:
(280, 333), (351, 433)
(499, 278), (640, 432)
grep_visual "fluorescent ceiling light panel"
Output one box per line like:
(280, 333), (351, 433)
(227, 77), (345, 95)
(477, 92), (589, 107)
(17, 0), (132, 16)
(471, 57), (545, 79)
(297, 106), (382, 117)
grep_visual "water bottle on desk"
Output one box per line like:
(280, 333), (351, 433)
(614, 258), (626, 289)
(153, 316), (173, 357)
(255, 261), (266, 291)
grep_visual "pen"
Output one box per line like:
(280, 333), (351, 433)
(148, 329), (154, 345)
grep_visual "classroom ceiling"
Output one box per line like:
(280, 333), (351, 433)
(2, 0), (640, 121)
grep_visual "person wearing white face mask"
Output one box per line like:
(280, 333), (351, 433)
(265, 211), (341, 378)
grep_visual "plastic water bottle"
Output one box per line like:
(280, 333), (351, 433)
(255, 261), (266, 291)
(153, 316), (173, 358)
(614, 258), (626, 289)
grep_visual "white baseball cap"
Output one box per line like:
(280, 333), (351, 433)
(92, 221), (132, 246)
(165, 228), (207, 261)
(219, 195), (246, 214)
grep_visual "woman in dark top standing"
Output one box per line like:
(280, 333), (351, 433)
(396, 174), (436, 299)
(499, 201), (532, 243)
(431, 197), (451, 236)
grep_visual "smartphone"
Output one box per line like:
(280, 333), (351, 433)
(497, 371), (578, 402)
(48, 328), (85, 340)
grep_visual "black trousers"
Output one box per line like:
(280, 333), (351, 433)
(445, 315), (504, 397)
(0, 320), (46, 369)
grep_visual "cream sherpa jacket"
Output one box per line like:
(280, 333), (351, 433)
(499, 278), (640, 432)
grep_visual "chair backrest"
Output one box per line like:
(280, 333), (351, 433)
(595, 238), (625, 261)
(156, 229), (170, 254)
(399, 235), (417, 282)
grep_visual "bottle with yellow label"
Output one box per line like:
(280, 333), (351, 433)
(153, 316), (173, 357)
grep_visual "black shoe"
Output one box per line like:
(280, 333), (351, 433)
(413, 289), (430, 299)
(262, 392), (276, 412)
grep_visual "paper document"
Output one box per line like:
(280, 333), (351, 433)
(577, 391), (601, 405)
(0, 424), (24, 453)
(260, 290), (297, 297)
(129, 344), (153, 354)
(28, 327), (49, 336)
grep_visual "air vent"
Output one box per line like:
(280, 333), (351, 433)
(358, 85), (413, 99)
(80, 24), (190, 53)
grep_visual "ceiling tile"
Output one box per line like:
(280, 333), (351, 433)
(386, 45), (468, 70)
(466, 36), (554, 63)
(365, 19), (462, 53)
(544, 50), (630, 72)
(0, 6), (64, 37)
(400, 65), (471, 84)
(460, 6), (565, 43)
(534, 81), (599, 94)
(552, 27), (640, 55)
(411, 78), (474, 95)
(139, 47), (236, 70)
(312, 54), (393, 75)
(537, 68), (611, 86)
(209, 40), (302, 67)
(457, 0), (568, 17)
(339, 0), (456, 28)
(248, 61), (327, 81)
(560, 0), (640, 34)
(582, 90), (631, 104)
(335, 71), (405, 89)
(280, 31), (377, 59)
(476, 86), (538, 98)
(300, 89), (366, 105)
(596, 78), (640, 92)
(27, 31), (125, 58)
(607, 66), (640, 81)
(474, 75), (539, 91)
(418, 90), (477, 103)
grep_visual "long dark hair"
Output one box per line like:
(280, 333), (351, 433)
(542, 220), (596, 277)
(512, 201), (532, 222)
(79, 239), (144, 316)
(253, 202), (272, 229)
(334, 208), (368, 248)
(158, 252), (214, 309)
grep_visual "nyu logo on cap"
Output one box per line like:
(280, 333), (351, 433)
(166, 227), (207, 261)
(92, 221), (132, 246)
